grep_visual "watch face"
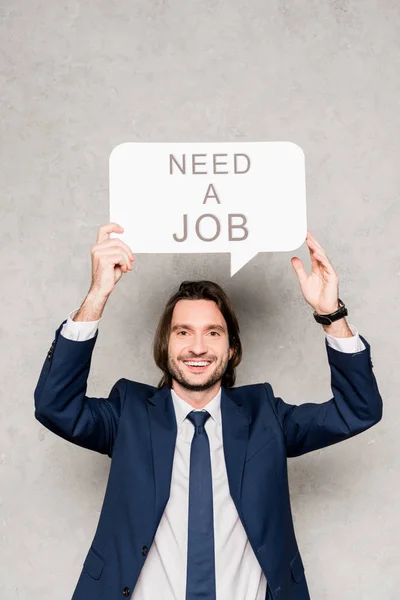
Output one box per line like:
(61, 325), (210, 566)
(320, 316), (331, 325)
(314, 304), (347, 325)
(314, 314), (331, 324)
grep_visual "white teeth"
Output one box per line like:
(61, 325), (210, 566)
(184, 361), (210, 366)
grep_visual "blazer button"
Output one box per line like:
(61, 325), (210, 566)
(142, 545), (148, 556)
(122, 587), (130, 597)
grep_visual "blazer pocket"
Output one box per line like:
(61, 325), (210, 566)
(245, 427), (277, 463)
(83, 546), (105, 580)
(290, 551), (305, 583)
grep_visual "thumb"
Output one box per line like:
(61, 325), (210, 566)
(291, 257), (308, 287)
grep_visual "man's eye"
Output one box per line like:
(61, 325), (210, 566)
(177, 331), (220, 336)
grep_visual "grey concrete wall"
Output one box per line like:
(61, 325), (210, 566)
(1, 0), (398, 598)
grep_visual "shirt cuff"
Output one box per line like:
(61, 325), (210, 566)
(60, 308), (100, 341)
(325, 323), (366, 353)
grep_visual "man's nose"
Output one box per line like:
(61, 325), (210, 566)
(187, 336), (208, 354)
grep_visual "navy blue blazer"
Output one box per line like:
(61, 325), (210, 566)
(34, 320), (382, 600)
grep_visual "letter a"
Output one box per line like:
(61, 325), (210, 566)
(202, 184), (221, 204)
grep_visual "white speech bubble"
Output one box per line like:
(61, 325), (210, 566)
(109, 142), (307, 276)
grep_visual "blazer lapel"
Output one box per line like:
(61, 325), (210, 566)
(146, 386), (177, 524)
(221, 386), (252, 509)
(146, 385), (252, 522)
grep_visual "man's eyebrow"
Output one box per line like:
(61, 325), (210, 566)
(171, 323), (226, 333)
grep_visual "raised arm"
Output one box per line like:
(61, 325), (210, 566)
(270, 231), (383, 455)
(266, 335), (382, 457)
(34, 321), (126, 457)
(34, 222), (135, 456)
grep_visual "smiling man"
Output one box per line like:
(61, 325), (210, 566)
(167, 299), (234, 401)
(34, 222), (383, 600)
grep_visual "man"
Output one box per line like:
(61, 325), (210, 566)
(34, 223), (382, 600)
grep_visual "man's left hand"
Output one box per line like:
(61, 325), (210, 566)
(291, 231), (340, 315)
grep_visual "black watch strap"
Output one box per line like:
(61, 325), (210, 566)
(313, 298), (348, 325)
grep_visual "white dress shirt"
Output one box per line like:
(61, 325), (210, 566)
(60, 309), (365, 599)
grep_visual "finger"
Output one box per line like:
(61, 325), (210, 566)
(99, 238), (135, 261)
(92, 242), (134, 267)
(291, 257), (308, 287)
(307, 238), (331, 275)
(312, 251), (337, 277)
(307, 234), (326, 257)
(110, 252), (132, 273)
(96, 248), (133, 271)
(308, 243), (321, 276)
(309, 236), (329, 260)
(307, 230), (323, 247)
(104, 254), (129, 272)
(97, 222), (124, 244)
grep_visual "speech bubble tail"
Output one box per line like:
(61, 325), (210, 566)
(230, 250), (258, 277)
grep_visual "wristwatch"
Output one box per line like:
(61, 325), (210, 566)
(313, 298), (348, 325)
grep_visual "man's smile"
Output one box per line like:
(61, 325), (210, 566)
(182, 359), (213, 373)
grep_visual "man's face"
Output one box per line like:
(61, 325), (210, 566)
(167, 299), (234, 392)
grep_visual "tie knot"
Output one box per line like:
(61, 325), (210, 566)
(187, 410), (211, 434)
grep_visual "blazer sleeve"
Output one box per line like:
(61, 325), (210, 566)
(265, 334), (383, 458)
(34, 320), (126, 457)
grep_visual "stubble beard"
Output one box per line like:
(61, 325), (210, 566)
(167, 353), (230, 392)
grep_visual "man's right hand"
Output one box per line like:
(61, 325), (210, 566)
(90, 222), (135, 298)
(73, 222), (135, 322)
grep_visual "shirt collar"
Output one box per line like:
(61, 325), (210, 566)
(170, 386), (222, 427)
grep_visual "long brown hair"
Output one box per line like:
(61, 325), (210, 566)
(153, 280), (242, 389)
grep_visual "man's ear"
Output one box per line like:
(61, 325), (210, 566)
(229, 347), (234, 360)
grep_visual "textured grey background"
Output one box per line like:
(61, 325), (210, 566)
(1, 0), (399, 598)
